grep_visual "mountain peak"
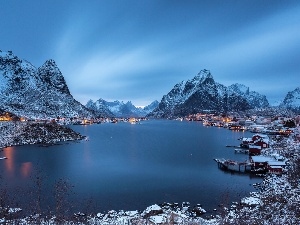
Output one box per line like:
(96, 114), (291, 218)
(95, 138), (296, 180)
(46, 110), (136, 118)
(197, 69), (212, 80)
(281, 86), (300, 111)
(149, 70), (269, 118)
(37, 59), (70, 95)
(44, 59), (57, 67)
(0, 52), (93, 118)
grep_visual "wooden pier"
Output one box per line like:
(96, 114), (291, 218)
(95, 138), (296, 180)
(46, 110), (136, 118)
(214, 158), (252, 172)
(234, 149), (249, 154)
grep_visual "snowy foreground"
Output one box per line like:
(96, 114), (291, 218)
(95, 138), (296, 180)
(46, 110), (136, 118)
(1, 124), (300, 224)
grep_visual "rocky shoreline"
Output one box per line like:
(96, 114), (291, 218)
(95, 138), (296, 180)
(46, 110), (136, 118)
(0, 121), (84, 149)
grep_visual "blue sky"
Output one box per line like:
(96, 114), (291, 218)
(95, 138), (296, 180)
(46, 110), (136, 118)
(1, 0), (300, 107)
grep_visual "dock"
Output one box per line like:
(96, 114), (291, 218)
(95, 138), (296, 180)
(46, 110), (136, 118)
(226, 145), (241, 148)
(214, 158), (252, 172)
(234, 149), (249, 154)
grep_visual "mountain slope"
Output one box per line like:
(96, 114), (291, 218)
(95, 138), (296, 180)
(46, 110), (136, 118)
(149, 70), (269, 118)
(280, 87), (300, 112)
(0, 50), (98, 119)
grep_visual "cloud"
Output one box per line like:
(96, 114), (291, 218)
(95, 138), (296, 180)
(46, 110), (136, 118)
(52, 1), (300, 106)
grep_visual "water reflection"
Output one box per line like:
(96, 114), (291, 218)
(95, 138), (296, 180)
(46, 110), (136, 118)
(3, 146), (15, 175)
(21, 162), (32, 178)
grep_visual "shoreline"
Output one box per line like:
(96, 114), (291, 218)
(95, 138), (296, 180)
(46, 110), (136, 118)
(0, 121), (84, 150)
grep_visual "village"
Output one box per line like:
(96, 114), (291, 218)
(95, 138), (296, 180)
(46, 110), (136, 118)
(179, 112), (299, 176)
(0, 111), (147, 126)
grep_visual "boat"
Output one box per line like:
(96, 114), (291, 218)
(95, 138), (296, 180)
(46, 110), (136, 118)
(0, 157), (8, 160)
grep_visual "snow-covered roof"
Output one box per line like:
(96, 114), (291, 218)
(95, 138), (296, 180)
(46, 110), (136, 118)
(249, 145), (262, 149)
(253, 133), (269, 139)
(269, 165), (283, 169)
(251, 156), (274, 162)
(268, 161), (286, 166)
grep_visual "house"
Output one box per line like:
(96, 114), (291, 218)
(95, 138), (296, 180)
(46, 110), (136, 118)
(240, 134), (269, 150)
(267, 161), (286, 175)
(250, 156), (273, 170)
(252, 134), (269, 148)
(253, 138), (269, 148)
(249, 145), (261, 155)
(241, 137), (253, 148)
(250, 156), (286, 174)
(268, 165), (283, 175)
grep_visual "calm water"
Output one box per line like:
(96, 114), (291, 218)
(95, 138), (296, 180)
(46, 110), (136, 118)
(0, 120), (262, 213)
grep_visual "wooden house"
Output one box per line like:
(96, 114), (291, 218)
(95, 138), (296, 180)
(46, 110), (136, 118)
(268, 165), (283, 175)
(249, 145), (262, 155)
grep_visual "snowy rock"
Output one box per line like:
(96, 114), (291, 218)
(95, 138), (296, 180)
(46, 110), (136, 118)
(142, 204), (163, 217)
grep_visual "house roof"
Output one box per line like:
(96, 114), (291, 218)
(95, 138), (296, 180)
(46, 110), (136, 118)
(268, 161), (286, 166)
(251, 156), (286, 166)
(269, 165), (283, 169)
(249, 145), (262, 150)
(251, 156), (274, 162)
(252, 134), (269, 139)
(254, 138), (269, 144)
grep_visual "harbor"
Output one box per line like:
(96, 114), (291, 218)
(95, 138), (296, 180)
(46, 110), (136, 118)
(215, 132), (287, 175)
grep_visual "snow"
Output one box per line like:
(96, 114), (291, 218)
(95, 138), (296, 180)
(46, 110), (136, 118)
(125, 210), (139, 216)
(251, 155), (274, 162)
(149, 215), (166, 224)
(143, 204), (162, 214)
(241, 196), (262, 206)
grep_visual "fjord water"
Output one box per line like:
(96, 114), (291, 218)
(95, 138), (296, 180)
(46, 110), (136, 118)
(0, 120), (262, 213)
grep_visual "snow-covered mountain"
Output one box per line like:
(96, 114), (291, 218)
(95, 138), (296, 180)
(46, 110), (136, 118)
(280, 87), (300, 112)
(143, 100), (159, 114)
(0, 50), (96, 119)
(227, 83), (269, 109)
(85, 99), (115, 117)
(86, 99), (158, 117)
(149, 69), (269, 118)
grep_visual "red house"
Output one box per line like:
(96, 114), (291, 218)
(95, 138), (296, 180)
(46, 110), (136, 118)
(249, 145), (262, 155)
(253, 138), (269, 148)
(241, 137), (253, 148)
(250, 156), (273, 170)
(268, 165), (283, 175)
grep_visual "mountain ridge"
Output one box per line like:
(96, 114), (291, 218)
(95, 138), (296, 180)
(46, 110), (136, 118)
(85, 99), (159, 117)
(149, 69), (270, 118)
(0, 50), (97, 119)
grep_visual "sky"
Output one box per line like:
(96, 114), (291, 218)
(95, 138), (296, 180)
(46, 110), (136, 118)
(1, 0), (300, 107)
